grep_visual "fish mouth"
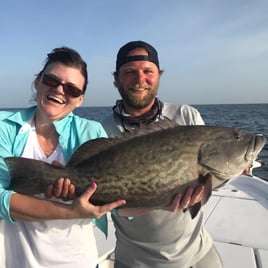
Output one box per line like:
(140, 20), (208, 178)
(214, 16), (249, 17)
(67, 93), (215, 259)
(245, 134), (266, 161)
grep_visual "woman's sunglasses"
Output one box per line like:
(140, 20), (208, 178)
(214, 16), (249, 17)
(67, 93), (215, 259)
(41, 73), (84, 98)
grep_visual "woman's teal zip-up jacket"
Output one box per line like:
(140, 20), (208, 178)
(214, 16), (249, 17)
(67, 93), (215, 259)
(0, 106), (109, 235)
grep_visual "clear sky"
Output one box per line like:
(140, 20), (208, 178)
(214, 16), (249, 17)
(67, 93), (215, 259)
(1, 0), (267, 108)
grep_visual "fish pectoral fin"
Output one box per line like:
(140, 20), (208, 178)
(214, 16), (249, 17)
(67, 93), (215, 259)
(196, 173), (213, 202)
(187, 173), (213, 219)
(200, 173), (213, 206)
(188, 202), (202, 219)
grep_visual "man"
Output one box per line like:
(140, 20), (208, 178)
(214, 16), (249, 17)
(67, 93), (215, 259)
(101, 41), (223, 268)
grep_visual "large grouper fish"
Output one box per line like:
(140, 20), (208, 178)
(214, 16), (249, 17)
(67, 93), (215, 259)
(4, 121), (266, 218)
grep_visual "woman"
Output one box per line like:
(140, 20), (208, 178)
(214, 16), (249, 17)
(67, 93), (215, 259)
(0, 47), (125, 268)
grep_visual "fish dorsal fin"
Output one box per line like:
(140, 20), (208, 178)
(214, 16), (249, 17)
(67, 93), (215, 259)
(67, 137), (122, 167)
(67, 118), (178, 167)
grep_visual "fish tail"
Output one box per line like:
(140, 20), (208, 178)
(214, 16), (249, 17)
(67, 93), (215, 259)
(4, 157), (57, 195)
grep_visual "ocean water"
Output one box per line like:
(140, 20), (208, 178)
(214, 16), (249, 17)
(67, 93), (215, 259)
(74, 103), (268, 180)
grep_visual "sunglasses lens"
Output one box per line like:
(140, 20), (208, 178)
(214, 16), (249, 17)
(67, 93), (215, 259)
(42, 74), (84, 98)
(63, 85), (83, 98)
(42, 74), (60, 87)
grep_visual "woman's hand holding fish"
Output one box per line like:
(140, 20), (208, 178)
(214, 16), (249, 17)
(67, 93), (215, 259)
(45, 161), (76, 201)
(70, 182), (126, 219)
(45, 178), (76, 201)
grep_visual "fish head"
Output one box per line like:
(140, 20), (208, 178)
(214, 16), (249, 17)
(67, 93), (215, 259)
(198, 128), (266, 181)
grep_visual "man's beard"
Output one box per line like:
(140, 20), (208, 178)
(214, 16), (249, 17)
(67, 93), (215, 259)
(117, 83), (159, 110)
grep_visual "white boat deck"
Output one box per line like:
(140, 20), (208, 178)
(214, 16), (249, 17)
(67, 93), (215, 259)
(94, 175), (268, 268)
(204, 175), (268, 268)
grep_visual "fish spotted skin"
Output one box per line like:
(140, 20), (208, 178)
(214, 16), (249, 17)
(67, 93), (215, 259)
(5, 123), (266, 213)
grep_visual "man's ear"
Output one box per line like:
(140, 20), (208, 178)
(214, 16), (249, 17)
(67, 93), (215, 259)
(159, 70), (164, 77)
(113, 72), (119, 88)
(113, 80), (118, 88)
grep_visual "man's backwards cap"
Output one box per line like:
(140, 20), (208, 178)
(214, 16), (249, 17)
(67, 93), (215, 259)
(116, 41), (159, 71)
